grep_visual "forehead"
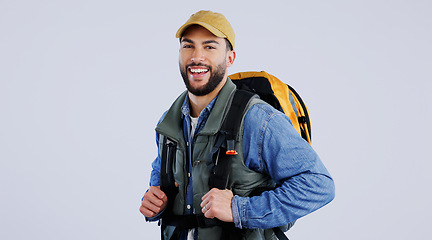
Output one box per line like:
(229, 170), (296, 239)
(181, 25), (225, 45)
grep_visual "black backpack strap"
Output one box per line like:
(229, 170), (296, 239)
(220, 89), (256, 142)
(288, 84), (311, 142)
(207, 89), (256, 189)
(162, 214), (241, 240)
(160, 137), (179, 202)
(160, 137), (181, 239)
(273, 227), (289, 240)
(208, 89), (293, 239)
(162, 214), (228, 229)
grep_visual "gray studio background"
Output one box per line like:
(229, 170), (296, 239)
(1, 0), (431, 239)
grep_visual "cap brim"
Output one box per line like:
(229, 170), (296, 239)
(176, 22), (226, 39)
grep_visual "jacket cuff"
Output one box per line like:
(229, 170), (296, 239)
(232, 195), (246, 229)
(145, 208), (165, 222)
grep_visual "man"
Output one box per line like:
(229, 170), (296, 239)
(140, 10), (335, 240)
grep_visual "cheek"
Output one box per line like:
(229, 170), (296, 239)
(179, 50), (188, 63)
(179, 56), (187, 69)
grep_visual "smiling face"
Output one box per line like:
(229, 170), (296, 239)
(179, 25), (235, 97)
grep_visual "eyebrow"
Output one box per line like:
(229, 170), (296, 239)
(181, 38), (194, 44)
(203, 40), (220, 45)
(181, 38), (220, 45)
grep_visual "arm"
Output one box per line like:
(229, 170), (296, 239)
(233, 104), (335, 229)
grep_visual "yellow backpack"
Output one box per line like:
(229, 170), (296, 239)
(229, 71), (312, 144)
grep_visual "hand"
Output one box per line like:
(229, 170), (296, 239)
(200, 188), (234, 222)
(139, 186), (168, 218)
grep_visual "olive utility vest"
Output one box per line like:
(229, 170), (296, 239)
(155, 80), (281, 240)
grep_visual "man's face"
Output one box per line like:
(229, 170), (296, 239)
(179, 25), (235, 96)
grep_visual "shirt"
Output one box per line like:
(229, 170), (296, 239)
(148, 94), (335, 236)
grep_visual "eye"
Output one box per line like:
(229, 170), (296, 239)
(205, 45), (216, 50)
(183, 44), (193, 49)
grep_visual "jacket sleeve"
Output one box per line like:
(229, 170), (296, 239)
(149, 132), (162, 187)
(149, 111), (168, 187)
(144, 114), (167, 222)
(234, 103), (335, 229)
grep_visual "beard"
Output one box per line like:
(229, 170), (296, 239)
(180, 61), (226, 96)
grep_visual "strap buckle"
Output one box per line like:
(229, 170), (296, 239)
(225, 139), (237, 155)
(225, 150), (238, 155)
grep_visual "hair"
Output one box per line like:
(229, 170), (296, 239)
(225, 39), (233, 52)
(179, 25), (234, 52)
(179, 36), (233, 52)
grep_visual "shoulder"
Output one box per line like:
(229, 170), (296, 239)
(244, 101), (293, 127)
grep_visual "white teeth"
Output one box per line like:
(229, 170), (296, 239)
(190, 68), (209, 73)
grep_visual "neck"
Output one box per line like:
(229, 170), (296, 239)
(188, 78), (227, 118)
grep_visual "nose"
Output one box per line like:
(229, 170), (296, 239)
(191, 48), (205, 63)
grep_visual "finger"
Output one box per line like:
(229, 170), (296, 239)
(202, 188), (217, 200)
(204, 207), (214, 219)
(144, 189), (167, 211)
(142, 196), (161, 213)
(201, 188), (222, 208)
(146, 192), (165, 208)
(201, 193), (214, 210)
(200, 197), (208, 208)
(149, 186), (167, 200)
(139, 186), (169, 218)
(139, 206), (154, 217)
(143, 194), (168, 216)
(202, 188), (220, 206)
(139, 203), (157, 217)
(201, 188), (212, 200)
(201, 201), (212, 213)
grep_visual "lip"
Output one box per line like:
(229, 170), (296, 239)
(188, 66), (210, 79)
(188, 66), (209, 72)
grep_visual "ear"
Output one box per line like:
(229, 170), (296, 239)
(226, 50), (236, 67)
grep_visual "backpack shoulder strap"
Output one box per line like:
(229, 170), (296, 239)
(221, 89), (256, 142)
(210, 89), (292, 240)
(287, 85), (312, 143)
(207, 89), (256, 189)
(160, 136), (178, 197)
